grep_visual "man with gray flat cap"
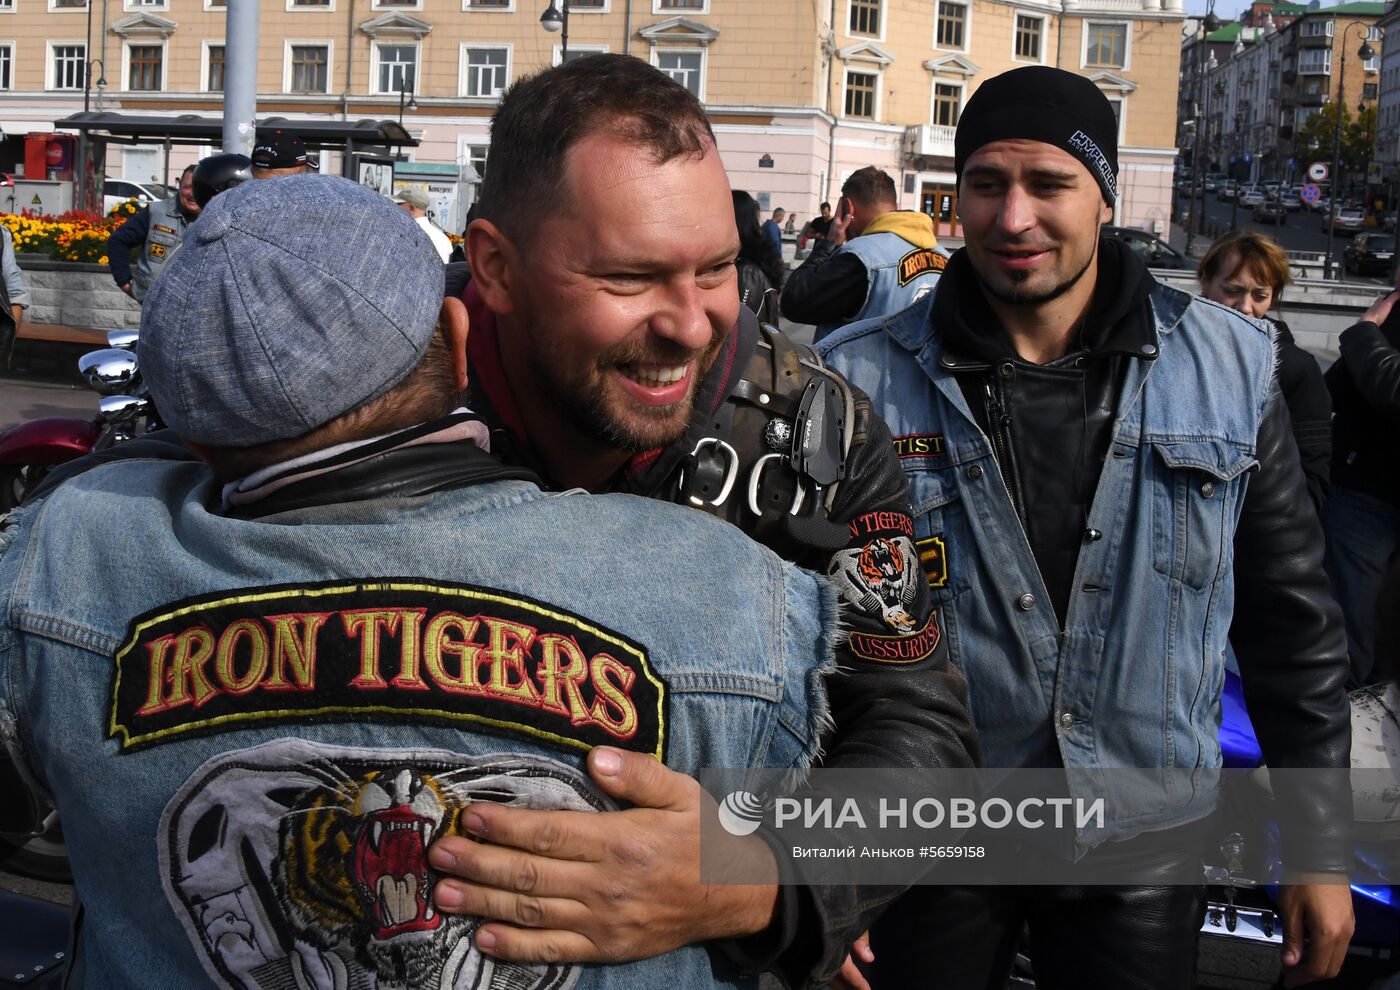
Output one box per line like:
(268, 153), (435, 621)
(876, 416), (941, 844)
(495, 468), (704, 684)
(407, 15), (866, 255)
(0, 174), (841, 988)
(820, 65), (1354, 989)
(394, 185), (452, 261)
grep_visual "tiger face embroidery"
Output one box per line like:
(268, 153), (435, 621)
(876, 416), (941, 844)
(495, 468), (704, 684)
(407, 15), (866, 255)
(161, 739), (597, 990)
(828, 535), (921, 633)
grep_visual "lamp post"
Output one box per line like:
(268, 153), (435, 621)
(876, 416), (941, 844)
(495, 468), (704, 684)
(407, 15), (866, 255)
(397, 80), (418, 126)
(1186, 43), (1221, 256)
(541, 1), (569, 62)
(1325, 21), (1376, 280)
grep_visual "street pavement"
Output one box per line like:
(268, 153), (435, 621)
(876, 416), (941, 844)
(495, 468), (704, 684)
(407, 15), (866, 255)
(0, 371), (96, 431)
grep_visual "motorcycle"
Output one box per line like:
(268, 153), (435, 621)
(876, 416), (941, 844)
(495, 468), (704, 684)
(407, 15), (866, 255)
(0, 330), (153, 512)
(0, 331), (153, 882)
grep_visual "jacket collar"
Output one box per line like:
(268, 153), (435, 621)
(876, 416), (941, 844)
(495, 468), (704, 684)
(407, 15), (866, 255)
(221, 411), (539, 518)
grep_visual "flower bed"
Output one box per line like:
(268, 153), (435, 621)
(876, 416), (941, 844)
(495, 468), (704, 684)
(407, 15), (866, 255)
(1, 200), (140, 265)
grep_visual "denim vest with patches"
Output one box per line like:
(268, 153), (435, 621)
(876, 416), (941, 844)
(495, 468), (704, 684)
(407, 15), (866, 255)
(0, 465), (837, 988)
(819, 284), (1275, 851)
(814, 232), (945, 343)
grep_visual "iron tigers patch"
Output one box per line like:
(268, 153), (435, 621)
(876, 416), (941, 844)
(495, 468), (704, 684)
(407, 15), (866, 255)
(897, 248), (947, 286)
(109, 578), (667, 759)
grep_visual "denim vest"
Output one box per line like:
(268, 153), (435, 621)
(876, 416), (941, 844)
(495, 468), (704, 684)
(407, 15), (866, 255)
(132, 197), (191, 302)
(814, 232), (944, 343)
(0, 464), (837, 988)
(819, 284), (1275, 849)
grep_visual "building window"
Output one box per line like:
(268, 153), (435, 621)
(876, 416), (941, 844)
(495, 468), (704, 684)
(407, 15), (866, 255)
(51, 44), (85, 89)
(465, 0), (511, 6)
(207, 44), (225, 92)
(291, 0), (332, 5)
(555, 43), (607, 65)
(1299, 18), (1333, 37)
(462, 46), (509, 98)
(935, 1), (966, 49)
(375, 0), (418, 5)
(1298, 48), (1331, 73)
(51, 0), (88, 7)
(0, 45), (11, 89)
(290, 43), (330, 92)
(207, 0), (226, 6)
(933, 82), (961, 127)
(844, 69), (877, 119)
(375, 43), (417, 93)
(570, 0), (605, 8)
(128, 44), (162, 90)
(467, 143), (488, 179)
(849, 0), (880, 36)
(1085, 22), (1127, 68)
(1106, 96), (1123, 139)
(127, 0), (166, 7)
(0, 0), (14, 8)
(1364, 82), (1379, 100)
(1014, 14), (1042, 61)
(655, 49), (702, 97)
(658, 0), (705, 8)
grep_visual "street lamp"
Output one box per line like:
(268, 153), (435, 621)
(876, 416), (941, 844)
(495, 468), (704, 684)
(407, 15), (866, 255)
(1186, 49), (1221, 256)
(1325, 21), (1376, 280)
(397, 80), (418, 126)
(541, 1), (570, 63)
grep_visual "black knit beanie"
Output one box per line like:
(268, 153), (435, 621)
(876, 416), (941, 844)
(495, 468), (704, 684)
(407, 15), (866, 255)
(954, 66), (1119, 204)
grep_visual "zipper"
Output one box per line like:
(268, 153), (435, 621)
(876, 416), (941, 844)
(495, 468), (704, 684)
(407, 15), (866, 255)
(983, 377), (1023, 519)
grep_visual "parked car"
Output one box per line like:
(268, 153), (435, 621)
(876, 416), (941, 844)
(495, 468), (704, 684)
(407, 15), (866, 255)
(1261, 180), (1281, 199)
(101, 179), (166, 215)
(1385, 214), (1397, 233)
(1203, 173), (1226, 193)
(1239, 186), (1266, 208)
(1252, 200), (1287, 223)
(1277, 189), (1303, 212)
(1343, 232), (1396, 276)
(1102, 225), (1193, 270)
(1322, 207), (1367, 235)
(1219, 180), (1240, 201)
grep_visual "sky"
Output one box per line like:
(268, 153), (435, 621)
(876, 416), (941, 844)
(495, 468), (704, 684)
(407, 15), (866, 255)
(1182, 0), (1249, 16)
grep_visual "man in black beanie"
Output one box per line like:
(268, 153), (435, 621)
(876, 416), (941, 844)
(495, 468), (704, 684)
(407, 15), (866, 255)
(820, 65), (1354, 989)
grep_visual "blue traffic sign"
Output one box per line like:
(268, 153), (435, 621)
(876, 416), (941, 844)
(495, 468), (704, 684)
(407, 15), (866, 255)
(1301, 182), (1322, 205)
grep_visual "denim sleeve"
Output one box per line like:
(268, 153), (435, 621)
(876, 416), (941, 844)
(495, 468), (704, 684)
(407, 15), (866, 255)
(0, 504), (51, 833)
(1, 228), (28, 308)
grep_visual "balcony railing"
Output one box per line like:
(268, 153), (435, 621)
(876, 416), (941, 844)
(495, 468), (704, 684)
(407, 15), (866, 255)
(903, 124), (957, 159)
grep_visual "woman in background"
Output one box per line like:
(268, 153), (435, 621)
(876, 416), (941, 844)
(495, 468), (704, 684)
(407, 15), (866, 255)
(1197, 231), (1331, 513)
(731, 190), (783, 326)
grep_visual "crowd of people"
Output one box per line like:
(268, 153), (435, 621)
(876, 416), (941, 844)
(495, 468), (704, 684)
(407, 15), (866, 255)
(0, 52), (1392, 990)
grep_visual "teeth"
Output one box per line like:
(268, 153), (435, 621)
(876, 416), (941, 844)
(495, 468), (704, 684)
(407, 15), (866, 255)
(421, 823), (433, 846)
(624, 363), (687, 388)
(371, 822), (383, 850)
(377, 873), (420, 927)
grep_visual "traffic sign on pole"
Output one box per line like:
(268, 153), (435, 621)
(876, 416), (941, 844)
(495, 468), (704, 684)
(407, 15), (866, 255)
(1308, 162), (1329, 182)
(1301, 182), (1322, 205)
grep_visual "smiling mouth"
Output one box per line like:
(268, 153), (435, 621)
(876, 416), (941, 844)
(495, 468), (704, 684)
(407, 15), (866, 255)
(619, 362), (689, 388)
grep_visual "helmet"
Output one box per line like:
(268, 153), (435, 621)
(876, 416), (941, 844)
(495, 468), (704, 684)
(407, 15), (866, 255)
(191, 153), (252, 209)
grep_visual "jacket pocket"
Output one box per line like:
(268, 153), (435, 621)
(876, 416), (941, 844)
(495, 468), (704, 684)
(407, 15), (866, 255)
(906, 465), (971, 605)
(1149, 440), (1255, 592)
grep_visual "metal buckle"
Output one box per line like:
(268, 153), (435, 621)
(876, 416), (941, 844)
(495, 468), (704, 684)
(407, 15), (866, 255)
(680, 438), (739, 508)
(746, 452), (806, 516)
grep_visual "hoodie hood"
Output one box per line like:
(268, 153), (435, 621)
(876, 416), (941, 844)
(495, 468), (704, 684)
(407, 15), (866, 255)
(862, 210), (939, 250)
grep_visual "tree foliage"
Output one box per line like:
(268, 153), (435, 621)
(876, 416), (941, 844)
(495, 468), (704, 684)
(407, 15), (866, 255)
(1295, 102), (1378, 179)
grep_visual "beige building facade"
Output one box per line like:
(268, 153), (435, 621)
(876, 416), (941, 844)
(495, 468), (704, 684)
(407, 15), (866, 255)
(0, 0), (1184, 235)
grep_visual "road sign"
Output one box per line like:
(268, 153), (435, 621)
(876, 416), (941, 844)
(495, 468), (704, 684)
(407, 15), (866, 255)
(1301, 182), (1322, 205)
(1308, 162), (1329, 182)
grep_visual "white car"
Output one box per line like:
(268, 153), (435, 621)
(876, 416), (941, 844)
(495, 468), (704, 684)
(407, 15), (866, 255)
(102, 178), (167, 214)
(1239, 187), (1266, 208)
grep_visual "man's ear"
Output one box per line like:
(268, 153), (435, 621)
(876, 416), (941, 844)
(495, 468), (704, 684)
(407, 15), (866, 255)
(440, 296), (470, 393)
(467, 218), (518, 317)
(1100, 199), (1115, 224)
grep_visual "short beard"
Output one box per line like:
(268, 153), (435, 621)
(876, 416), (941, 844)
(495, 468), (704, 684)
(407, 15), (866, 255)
(976, 240), (1097, 307)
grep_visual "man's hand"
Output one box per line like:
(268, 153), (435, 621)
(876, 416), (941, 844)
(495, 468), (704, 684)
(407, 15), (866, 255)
(428, 747), (779, 964)
(827, 197), (856, 247)
(831, 931), (874, 990)
(1360, 288), (1400, 327)
(1277, 879), (1355, 987)
(120, 282), (134, 298)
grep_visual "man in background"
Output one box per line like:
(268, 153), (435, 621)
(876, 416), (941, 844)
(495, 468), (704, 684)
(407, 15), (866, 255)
(250, 128), (316, 180)
(105, 163), (200, 303)
(783, 166), (945, 342)
(394, 187), (452, 262)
